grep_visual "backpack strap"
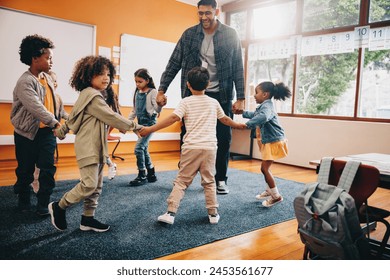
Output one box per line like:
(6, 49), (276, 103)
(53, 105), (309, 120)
(317, 157), (333, 184)
(337, 160), (361, 192)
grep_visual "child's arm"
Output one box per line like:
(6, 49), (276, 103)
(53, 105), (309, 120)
(242, 110), (255, 119)
(139, 113), (180, 136)
(150, 89), (163, 113)
(219, 116), (247, 129)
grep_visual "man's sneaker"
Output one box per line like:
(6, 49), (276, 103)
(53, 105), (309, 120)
(80, 215), (110, 232)
(208, 214), (220, 224)
(157, 212), (175, 225)
(216, 181), (229, 194)
(262, 196), (283, 208)
(256, 191), (271, 200)
(108, 163), (117, 180)
(48, 201), (67, 231)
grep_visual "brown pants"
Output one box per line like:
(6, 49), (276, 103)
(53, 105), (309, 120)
(167, 149), (219, 215)
(59, 163), (104, 217)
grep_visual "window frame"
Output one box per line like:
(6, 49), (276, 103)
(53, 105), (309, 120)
(224, 0), (390, 123)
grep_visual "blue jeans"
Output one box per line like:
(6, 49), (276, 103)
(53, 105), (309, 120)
(134, 132), (154, 170)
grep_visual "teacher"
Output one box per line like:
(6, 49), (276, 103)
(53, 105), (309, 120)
(157, 0), (245, 195)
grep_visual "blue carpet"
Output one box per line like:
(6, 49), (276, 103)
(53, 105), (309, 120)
(0, 168), (305, 260)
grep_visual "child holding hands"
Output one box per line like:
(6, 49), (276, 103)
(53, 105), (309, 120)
(50, 55), (142, 232)
(128, 68), (162, 186)
(237, 81), (291, 207)
(140, 67), (245, 225)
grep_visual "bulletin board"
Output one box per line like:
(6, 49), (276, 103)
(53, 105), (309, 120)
(0, 7), (96, 105)
(119, 34), (181, 108)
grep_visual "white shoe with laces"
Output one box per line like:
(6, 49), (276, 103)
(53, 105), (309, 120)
(216, 181), (229, 194)
(208, 214), (220, 224)
(158, 212), (175, 224)
(256, 191), (271, 200)
(262, 196), (283, 207)
(108, 163), (117, 180)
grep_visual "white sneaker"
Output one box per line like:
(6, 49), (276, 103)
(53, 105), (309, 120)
(158, 212), (175, 224)
(108, 163), (117, 180)
(262, 196), (283, 208)
(256, 191), (271, 200)
(208, 214), (220, 224)
(216, 181), (229, 194)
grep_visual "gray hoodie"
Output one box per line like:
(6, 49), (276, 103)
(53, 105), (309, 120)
(10, 71), (58, 140)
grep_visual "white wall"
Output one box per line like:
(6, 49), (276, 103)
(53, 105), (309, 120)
(231, 117), (390, 169)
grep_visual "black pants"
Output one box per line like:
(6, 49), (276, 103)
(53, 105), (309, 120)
(180, 93), (232, 183)
(14, 127), (57, 207)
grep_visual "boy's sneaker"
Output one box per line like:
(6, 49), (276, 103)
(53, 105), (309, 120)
(108, 163), (117, 180)
(157, 212), (175, 225)
(256, 191), (271, 200)
(262, 196), (283, 208)
(80, 215), (110, 232)
(36, 205), (50, 217)
(48, 201), (67, 231)
(216, 181), (229, 194)
(208, 214), (220, 224)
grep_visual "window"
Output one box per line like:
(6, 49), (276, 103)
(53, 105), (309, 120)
(226, 0), (390, 121)
(230, 11), (247, 40)
(369, 0), (390, 23)
(252, 1), (296, 39)
(302, 0), (360, 32)
(247, 40), (294, 112)
(296, 51), (358, 116)
(359, 49), (390, 118)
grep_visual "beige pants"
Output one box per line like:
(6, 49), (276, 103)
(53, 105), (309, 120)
(59, 163), (104, 217)
(167, 149), (219, 215)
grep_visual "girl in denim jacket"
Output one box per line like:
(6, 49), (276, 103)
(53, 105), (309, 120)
(238, 81), (291, 207)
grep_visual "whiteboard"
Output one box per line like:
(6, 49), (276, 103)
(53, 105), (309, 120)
(119, 34), (181, 108)
(0, 8), (95, 105)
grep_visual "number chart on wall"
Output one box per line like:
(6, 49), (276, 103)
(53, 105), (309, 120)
(118, 34), (181, 108)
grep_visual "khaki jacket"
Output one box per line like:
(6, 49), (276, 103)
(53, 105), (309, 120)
(56, 87), (140, 168)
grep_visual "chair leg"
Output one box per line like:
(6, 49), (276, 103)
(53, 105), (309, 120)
(377, 219), (390, 258)
(111, 139), (124, 161)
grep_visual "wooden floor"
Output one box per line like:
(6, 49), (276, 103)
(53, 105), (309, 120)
(1, 151), (389, 260)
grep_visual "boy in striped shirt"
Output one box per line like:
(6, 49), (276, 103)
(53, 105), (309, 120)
(139, 67), (245, 225)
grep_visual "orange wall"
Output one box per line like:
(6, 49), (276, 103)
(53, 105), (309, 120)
(0, 0), (196, 160)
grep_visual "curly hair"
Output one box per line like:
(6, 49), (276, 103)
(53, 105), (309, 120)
(69, 55), (116, 92)
(19, 34), (55, 66)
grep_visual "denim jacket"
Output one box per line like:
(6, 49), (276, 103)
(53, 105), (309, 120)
(242, 99), (285, 144)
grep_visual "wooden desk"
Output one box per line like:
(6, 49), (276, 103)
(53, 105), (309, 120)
(310, 153), (390, 187)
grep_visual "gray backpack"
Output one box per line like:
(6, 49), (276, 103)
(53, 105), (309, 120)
(294, 157), (369, 259)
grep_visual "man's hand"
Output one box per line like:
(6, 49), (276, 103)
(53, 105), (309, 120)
(156, 91), (167, 107)
(234, 123), (247, 129)
(139, 126), (152, 137)
(232, 99), (245, 114)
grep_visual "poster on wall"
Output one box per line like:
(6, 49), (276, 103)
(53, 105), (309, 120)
(119, 34), (181, 108)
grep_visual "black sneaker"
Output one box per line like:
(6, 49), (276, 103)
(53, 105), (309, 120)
(36, 205), (50, 217)
(48, 201), (67, 231)
(80, 215), (110, 232)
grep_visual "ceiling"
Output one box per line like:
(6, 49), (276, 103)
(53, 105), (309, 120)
(176, 0), (237, 7)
